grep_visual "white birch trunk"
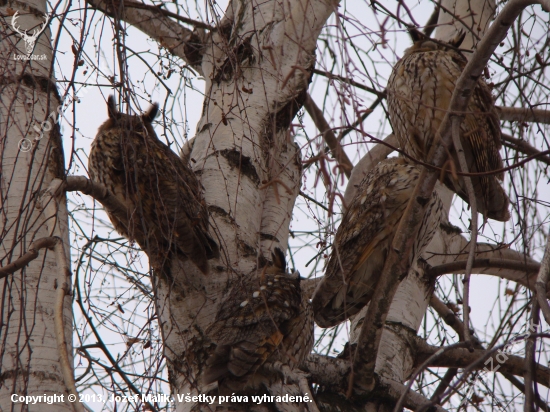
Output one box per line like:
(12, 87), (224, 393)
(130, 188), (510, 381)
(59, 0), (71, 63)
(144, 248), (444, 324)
(0, 2), (73, 411)
(153, 1), (337, 410)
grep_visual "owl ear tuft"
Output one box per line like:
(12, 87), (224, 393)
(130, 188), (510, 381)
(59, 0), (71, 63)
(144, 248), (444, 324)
(271, 248), (287, 272)
(449, 30), (466, 49)
(107, 95), (119, 120)
(143, 103), (159, 123)
(407, 26), (426, 43)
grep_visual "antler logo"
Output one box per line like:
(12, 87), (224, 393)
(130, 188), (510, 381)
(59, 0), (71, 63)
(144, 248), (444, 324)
(11, 11), (49, 55)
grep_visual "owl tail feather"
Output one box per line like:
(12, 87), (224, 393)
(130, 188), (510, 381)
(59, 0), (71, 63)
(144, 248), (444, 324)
(202, 346), (231, 385)
(444, 173), (510, 222)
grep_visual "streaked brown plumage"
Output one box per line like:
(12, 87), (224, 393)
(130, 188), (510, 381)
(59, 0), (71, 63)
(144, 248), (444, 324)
(88, 96), (219, 274)
(203, 248), (313, 391)
(386, 36), (510, 221)
(312, 157), (443, 328)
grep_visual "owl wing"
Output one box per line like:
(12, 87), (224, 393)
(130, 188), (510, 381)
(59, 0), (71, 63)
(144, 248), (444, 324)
(312, 158), (419, 327)
(135, 137), (219, 273)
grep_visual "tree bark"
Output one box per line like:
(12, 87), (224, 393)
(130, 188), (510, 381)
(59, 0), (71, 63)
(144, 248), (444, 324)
(0, 2), (74, 411)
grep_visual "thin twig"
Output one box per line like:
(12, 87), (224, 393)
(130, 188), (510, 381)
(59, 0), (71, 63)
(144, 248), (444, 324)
(502, 372), (550, 411)
(53, 243), (86, 412)
(393, 342), (469, 412)
(41, 181), (87, 412)
(122, 0), (216, 31)
(502, 133), (550, 167)
(299, 190), (330, 212)
(311, 69), (385, 97)
(304, 93), (353, 177)
(535, 233), (550, 325)
(450, 115), (477, 346)
(430, 368), (458, 404)
(524, 299), (540, 412)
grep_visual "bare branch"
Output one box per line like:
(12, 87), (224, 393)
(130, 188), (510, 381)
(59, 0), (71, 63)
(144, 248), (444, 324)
(64, 176), (129, 225)
(502, 133), (550, 167)
(426, 226), (544, 293)
(0, 237), (59, 278)
(302, 354), (348, 388)
(303, 355), (449, 411)
(501, 372), (550, 411)
(430, 295), (471, 342)
(304, 93), (353, 178)
(393, 342), (469, 412)
(311, 69), (386, 98)
(415, 338), (550, 388)
(450, 115), (477, 345)
(497, 106), (550, 124)
(428, 258), (540, 278)
(535, 234), (550, 325)
(524, 300), (540, 412)
(379, 376), (448, 412)
(120, 1), (215, 31)
(85, 0), (203, 71)
(429, 296), (549, 410)
(40, 181), (87, 412)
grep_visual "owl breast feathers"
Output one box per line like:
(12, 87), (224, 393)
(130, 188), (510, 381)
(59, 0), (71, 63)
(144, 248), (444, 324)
(203, 248), (313, 390)
(312, 157), (443, 328)
(386, 36), (510, 222)
(88, 96), (219, 274)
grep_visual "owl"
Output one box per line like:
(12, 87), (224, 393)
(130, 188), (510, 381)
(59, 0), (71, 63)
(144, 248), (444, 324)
(386, 32), (510, 222)
(203, 248), (313, 391)
(88, 96), (219, 274)
(312, 157), (443, 328)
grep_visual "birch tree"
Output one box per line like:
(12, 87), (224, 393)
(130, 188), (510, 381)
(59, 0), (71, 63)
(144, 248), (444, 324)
(1, 0), (550, 411)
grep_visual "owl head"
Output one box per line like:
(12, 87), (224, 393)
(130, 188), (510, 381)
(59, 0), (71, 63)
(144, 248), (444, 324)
(405, 27), (466, 54)
(98, 95), (159, 138)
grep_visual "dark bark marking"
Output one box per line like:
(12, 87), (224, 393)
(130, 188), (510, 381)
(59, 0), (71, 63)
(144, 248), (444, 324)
(220, 149), (260, 185)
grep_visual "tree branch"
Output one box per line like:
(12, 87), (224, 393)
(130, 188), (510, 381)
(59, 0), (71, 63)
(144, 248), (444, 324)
(425, 230), (544, 294)
(0, 237), (59, 278)
(497, 106), (550, 124)
(535, 233), (550, 325)
(450, 115), (477, 345)
(428, 258), (539, 278)
(85, 0), (203, 71)
(311, 69), (386, 98)
(524, 299), (540, 412)
(302, 355), (448, 412)
(304, 93), (353, 178)
(502, 133), (550, 167)
(415, 338), (550, 388)
(40, 181), (87, 412)
(120, 1), (215, 31)
(429, 296), (550, 410)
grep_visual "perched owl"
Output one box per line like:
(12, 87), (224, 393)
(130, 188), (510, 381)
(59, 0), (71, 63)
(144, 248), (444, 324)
(203, 248), (313, 391)
(312, 157), (443, 328)
(88, 96), (219, 274)
(386, 33), (510, 222)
